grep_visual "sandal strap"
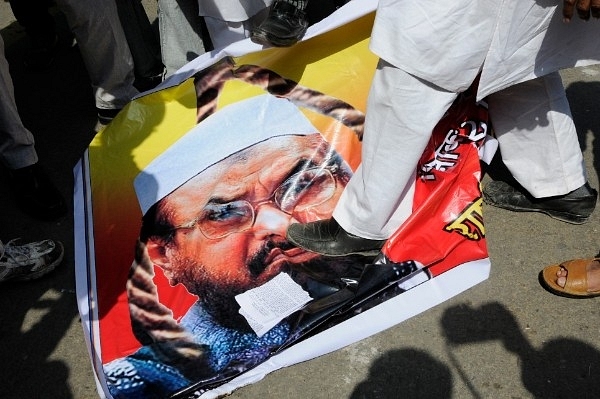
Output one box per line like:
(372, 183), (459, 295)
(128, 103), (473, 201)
(561, 258), (593, 293)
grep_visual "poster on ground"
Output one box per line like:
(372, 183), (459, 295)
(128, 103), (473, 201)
(74, 2), (491, 398)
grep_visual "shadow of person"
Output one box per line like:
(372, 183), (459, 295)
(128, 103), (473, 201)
(349, 348), (453, 399)
(0, 279), (75, 399)
(441, 302), (600, 398)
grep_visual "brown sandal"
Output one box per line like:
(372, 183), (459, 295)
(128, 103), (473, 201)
(541, 258), (600, 298)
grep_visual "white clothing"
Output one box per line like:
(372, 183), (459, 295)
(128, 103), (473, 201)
(333, 0), (596, 239)
(333, 61), (457, 239)
(198, 0), (272, 22)
(204, 9), (270, 50)
(334, 65), (586, 239)
(370, 0), (600, 99)
(487, 72), (586, 198)
(198, 0), (273, 49)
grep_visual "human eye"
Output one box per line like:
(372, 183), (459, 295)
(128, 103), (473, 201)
(196, 200), (253, 239)
(276, 168), (332, 212)
(278, 170), (314, 203)
(201, 201), (251, 222)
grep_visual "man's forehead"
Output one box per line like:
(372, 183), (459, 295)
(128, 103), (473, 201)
(134, 95), (320, 215)
(214, 134), (327, 168)
(177, 134), (329, 192)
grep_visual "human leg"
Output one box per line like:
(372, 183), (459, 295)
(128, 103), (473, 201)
(158, 0), (208, 78)
(203, 8), (270, 50)
(55, 0), (138, 114)
(287, 60), (458, 255)
(334, 62), (458, 239)
(0, 36), (66, 220)
(114, 0), (164, 90)
(0, 36), (37, 170)
(484, 72), (597, 224)
(8, 0), (58, 70)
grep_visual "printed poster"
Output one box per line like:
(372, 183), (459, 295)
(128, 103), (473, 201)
(74, 2), (491, 398)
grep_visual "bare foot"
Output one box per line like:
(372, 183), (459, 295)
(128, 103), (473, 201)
(556, 259), (600, 292)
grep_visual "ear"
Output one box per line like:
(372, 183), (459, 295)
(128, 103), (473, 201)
(145, 239), (171, 268)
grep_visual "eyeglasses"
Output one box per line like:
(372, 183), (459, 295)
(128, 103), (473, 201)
(171, 166), (337, 239)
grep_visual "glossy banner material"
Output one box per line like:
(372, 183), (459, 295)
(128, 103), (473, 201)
(74, 3), (491, 398)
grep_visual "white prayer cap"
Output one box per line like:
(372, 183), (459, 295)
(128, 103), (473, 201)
(134, 95), (318, 215)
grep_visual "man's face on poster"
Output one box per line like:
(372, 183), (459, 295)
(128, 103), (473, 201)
(146, 133), (351, 325)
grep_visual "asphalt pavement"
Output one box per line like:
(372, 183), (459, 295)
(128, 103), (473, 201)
(1, 3), (599, 398)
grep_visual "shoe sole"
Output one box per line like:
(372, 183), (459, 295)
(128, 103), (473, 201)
(482, 196), (591, 225)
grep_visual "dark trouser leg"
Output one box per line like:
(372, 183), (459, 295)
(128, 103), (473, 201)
(8, 0), (56, 49)
(114, 0), (164, 87)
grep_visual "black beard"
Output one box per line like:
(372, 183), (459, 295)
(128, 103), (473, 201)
(178, 239), (367, 331)
(200, 281), (254, 331)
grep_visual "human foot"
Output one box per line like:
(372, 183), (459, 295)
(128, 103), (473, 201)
(541, 258), (600, 298)
(286, 218), (386, 257)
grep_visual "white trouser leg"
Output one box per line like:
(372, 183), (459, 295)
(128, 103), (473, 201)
(333, 60), (458, 239)
(487, 72), (587, 198)
(203, 9), (269, 50)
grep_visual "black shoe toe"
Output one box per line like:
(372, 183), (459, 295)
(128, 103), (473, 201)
(287, 218), (386, 257)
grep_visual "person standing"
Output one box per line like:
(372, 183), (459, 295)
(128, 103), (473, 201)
(0, 34), (66, 220)
(8, 0), (139, 125)
(286, 1), (600, 256)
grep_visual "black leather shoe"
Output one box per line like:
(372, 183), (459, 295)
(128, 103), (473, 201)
(251, 1), (309, 47)
(9, 164), (67, 221)
(287, 218), (386, 257)
(482, 180), (597, 224)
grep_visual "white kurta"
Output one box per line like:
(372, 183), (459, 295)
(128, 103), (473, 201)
(370, 0), (600, 99)
(332, 0), (598, 239)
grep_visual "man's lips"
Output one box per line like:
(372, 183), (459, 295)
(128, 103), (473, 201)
(264, 246), (319, 269)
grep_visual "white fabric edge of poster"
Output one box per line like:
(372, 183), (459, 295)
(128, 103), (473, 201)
(138, 0), (379, 97)
(199, 258), (490, 398)
(74, 151), (110, 399)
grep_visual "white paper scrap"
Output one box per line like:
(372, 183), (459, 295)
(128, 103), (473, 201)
(236, 273), (312, 337)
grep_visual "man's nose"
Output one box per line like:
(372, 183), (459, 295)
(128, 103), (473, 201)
(252, 202), (293, 238)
